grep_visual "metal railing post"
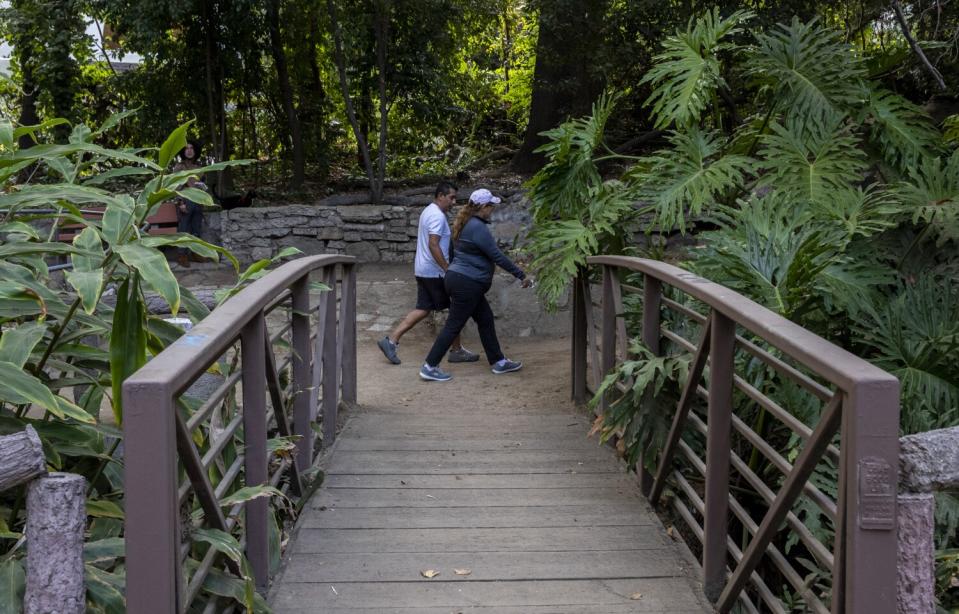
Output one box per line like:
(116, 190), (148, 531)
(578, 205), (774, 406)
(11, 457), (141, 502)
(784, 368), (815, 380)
(571, 273), (587, 403)
(704, 311), (735, 603)
(843, 381), (900, 612)
(291, 276), (312, 471)
(341, 264), (357, 405)
(640, 274), (662, 496)
(123, 387), (179, 613)
(600, 266), (616, 414)
(241, 313), (269, 592)
(322, 266), (339, 446)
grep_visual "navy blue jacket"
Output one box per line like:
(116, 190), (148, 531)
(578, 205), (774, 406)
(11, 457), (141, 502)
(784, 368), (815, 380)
(448, 217), (525, 286)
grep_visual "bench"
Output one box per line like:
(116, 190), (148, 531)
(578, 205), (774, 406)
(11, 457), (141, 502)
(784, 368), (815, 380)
(55, 201), (181, 242)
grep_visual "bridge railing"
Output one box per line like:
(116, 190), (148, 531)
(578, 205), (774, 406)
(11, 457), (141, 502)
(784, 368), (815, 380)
(123, 255), (357, 613)
(573, 256), (899, 613)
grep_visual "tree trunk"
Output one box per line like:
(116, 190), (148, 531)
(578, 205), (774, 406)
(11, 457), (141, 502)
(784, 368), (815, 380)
(373, 0), (390, 203)
(202, 2), (219, 161)
(326, 0), (378, 201)
(16, 43), (39, 151)
(267, 0), (305, 188)
(0, 426), (46, 491)
(511, 0), (610, 173)
(25, 473), (86, 614)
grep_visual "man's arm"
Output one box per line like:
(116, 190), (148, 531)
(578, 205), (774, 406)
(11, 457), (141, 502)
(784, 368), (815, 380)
(428, 234), (449, 272)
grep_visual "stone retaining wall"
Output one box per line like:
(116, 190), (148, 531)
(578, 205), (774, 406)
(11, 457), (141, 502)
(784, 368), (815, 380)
(219, 188), (530, 263)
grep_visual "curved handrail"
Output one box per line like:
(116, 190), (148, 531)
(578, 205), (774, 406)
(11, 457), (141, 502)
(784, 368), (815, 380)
(126, 254), (357, 397)
(587, 255), (897, 392)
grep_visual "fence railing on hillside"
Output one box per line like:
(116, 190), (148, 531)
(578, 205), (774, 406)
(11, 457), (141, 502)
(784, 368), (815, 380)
(123, 255), (357, 613)
(572, 256), (900, 613)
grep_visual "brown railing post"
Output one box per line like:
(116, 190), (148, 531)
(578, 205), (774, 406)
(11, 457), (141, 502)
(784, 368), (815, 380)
(571, 272), (587, 403)
(842, 380), (900, 612)
(600, 266), (616, 413)
(704, 311), (734, 603)
(241, 313), (269, 592)
(291, 276), (312, 471)
(322, 266), (339, 446)
(640, 274), (662, 495)
(341, 264), (357, 406)
(123, 387), (179, 614)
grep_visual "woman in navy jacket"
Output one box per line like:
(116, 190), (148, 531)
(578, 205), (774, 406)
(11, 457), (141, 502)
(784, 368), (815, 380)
(419, 189), (532, 382)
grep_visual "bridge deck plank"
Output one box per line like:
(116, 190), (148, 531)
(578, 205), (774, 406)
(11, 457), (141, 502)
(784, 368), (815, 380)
(270, 358), (709, 612)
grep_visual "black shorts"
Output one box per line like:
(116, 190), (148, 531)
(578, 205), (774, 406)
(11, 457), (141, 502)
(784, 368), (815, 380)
(415, 276), (450, 311)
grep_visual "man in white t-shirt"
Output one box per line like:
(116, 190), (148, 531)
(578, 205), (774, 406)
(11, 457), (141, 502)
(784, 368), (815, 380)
(377, 182), (477, 365)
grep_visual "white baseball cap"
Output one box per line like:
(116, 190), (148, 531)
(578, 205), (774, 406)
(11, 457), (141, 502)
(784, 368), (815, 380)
(469, 188), (501, 206)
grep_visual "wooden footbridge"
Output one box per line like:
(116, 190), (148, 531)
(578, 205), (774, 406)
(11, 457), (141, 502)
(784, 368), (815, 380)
(123, 255), (901, 613)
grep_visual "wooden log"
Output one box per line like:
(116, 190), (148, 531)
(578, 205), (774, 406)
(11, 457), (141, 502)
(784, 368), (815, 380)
(0, 426), (46, 491)
(25, 473), (86, 614)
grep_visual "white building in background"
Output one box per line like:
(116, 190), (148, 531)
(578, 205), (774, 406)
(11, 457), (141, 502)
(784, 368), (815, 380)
(0, 18), (141, 76)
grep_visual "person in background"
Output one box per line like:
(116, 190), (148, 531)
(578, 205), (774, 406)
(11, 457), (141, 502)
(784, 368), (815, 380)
(377, 182), (478, 365)
(174, 140), (206, 268)
(419, 188), (532, 382)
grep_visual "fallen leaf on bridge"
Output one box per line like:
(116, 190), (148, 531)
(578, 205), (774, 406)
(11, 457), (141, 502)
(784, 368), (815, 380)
(630, 592), (643, 600)
(421, 569), (440, 578)
(454, 568), (472, 576)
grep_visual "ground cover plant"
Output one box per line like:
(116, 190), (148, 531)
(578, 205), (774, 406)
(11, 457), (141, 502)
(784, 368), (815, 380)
(0, 116), (301, 611)
(526, 8), (959, 610)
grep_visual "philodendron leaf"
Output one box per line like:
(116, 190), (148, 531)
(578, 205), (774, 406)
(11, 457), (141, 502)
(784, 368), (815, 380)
(0, 361), (94, 423)
(218, 485), (285, 508)
(0, 323), (46, 368)
(86, 499), (124, 520)
(158, 120), (193, 169)
(115, 243), (180, 315)
(0, 558), (25, 613)
(109, 277), (147, 425)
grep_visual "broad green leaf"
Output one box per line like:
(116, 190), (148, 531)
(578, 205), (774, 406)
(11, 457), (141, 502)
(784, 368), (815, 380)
(0, 558), (25, 613)
(0, 241), (81, 259)
(95, 108), (139, 135)
(101, 196), (136, 246)
(12, 118), (70, 142)
(65, 270), (104, 315)
(158, 120), (193, 169)
(0, 160), (33, 183)
(0, 119), (13, 150)
(0, 183), (126, 210)
(0, 361), (93, 423)
(0, 221), (39, 239)
(178, 287), (211, 323)
(175, 187), (213, 207)
(72, 226), (105, 271)
(83, 537), (125, 564)
(218, 485), (285, 508)
(83, 166), (153, 186)
(84, 565), (125, 614)
(0, 323), (46, 368)
(109, 277), (147, 425)
(0, 281), (46, 319)
(115, 244), (180, 315)
(44, 156), (76, 182)
(141, 234), (239, 271)
(196, 566), (270, 613)
(86, 499), (124, 519)
(0, 516), (21, 540)
(192, 528), (244, 564)
(1, 141), (157, 169)
(69, 123), (92, 144)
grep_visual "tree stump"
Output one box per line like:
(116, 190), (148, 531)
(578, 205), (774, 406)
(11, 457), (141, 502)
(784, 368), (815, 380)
(0, 425), (46, 491)
(25, 473), (86, 614)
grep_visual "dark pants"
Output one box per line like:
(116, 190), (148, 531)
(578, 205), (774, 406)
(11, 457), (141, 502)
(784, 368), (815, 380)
(426, 271), (504, 367)
(177, 200), (203, 255)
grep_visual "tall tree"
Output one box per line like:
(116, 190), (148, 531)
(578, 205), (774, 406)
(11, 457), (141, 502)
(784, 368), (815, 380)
(267, 0), (305, 188)
(512, 0), (610, 173)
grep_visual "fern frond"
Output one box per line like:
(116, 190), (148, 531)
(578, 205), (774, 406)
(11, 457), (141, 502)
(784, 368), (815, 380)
(758, 112), (867, 205)
(630, 128), (755, 233)
(641, 8), (753, 129)
(865, 89), (941, 171)
(748, 17), (866, 120)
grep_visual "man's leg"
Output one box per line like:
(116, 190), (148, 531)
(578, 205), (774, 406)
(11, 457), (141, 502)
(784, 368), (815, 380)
(389, 308), (430, 345)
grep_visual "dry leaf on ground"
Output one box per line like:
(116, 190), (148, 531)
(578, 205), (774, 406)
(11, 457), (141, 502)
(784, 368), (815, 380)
(454, 568), (472, 576)
(421, 569), (440, 578)
(630, 592), (643, 600)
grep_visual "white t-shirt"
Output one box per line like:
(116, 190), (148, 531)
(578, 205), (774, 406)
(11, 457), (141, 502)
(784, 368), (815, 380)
(414, 203), (451, 278)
